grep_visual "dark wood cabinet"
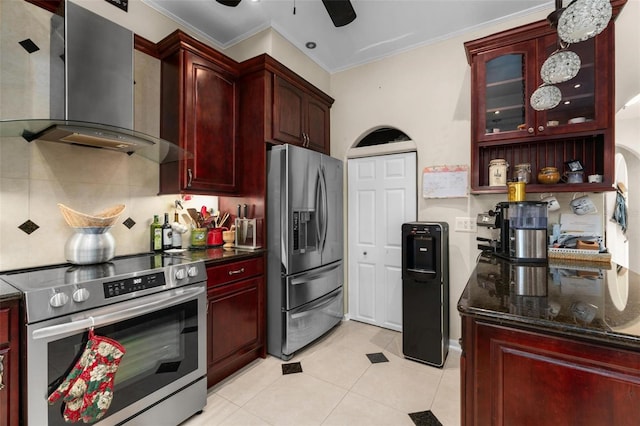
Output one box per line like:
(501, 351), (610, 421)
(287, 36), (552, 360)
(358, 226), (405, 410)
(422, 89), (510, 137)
(158, 30), (240, 195)
(205, 255), (266, 387)
(273, 74), (332, 153)
(460, 316), (640, 426)
(0, 300), (20, 426)
(240, 54), (334, 155)
(464, 1), (626, 193)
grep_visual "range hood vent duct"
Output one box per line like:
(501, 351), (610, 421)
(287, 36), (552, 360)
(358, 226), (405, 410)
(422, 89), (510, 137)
(0, 0), (189, 164)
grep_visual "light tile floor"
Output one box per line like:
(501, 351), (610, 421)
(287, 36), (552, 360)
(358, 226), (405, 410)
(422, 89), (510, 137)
(182, 320), (461, 426)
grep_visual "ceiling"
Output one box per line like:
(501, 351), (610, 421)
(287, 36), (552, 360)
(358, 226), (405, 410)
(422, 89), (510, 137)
(143, 0), (553, 73)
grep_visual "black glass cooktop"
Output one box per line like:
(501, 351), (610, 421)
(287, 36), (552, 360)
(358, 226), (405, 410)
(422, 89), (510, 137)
(0, 253), (193, 293)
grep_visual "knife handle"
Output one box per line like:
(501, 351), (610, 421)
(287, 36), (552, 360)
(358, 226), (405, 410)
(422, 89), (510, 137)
(243, 204), (248, 219)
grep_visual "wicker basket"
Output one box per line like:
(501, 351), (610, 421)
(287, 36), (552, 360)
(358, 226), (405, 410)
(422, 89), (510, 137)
(58, 203), (125, 228)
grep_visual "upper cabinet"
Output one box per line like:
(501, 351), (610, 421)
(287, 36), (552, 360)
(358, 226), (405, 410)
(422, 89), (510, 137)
(241, 55), (334, 155)
(272, 75), (332, 153)
(157, 30), (240, 195)
(464, 1), (626, 193)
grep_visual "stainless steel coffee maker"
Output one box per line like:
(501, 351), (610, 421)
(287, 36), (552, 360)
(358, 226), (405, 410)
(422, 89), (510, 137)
(495, 201), (548, 262)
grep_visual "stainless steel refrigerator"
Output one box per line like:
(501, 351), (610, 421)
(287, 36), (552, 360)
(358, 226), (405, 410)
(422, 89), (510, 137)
(267, 144), (344, 360)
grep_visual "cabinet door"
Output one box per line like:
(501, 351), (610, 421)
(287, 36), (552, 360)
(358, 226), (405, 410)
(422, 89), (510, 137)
(306, 96), (330, 154)
(184, 51), (238, 193)
(272, 75), (305, 146)
(0, 304), (19, 426)
(464, 319), (640, 426)
(475, 41), (537, 142)
(536, 33), (611, 135)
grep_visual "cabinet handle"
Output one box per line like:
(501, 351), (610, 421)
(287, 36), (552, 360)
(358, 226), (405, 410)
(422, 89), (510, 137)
(187, 168), (193, 187)
(0, 354), (5, 391)
(303, 133), (309, 147)
(527, 127), (534, 134)
(538, 125), (545, 132)
(228, 267), (245, 275)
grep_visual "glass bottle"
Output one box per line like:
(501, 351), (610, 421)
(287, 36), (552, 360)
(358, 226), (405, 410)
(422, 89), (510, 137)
(150, 215), (162, 252)
(162, 213), (173, 251)
(171, 212), (182, 249)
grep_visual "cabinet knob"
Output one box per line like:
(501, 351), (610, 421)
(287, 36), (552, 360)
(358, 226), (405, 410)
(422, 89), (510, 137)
(538, 125), (545, 132)
(528, 127), (534, 134)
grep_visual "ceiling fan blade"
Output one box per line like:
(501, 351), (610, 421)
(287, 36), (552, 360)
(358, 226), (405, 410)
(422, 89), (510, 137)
(216, 0), (241, 7)
(322, 0), (357, 27)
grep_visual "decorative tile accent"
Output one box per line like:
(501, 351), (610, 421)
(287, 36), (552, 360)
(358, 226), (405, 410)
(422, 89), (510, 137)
(281, 362), (303, 375)
(18, 220), (39, 235)
(366, 352), (389, 364)
(19, 38), (39, 54)
(408, 410), (443, 426)
(123, 217), (136, 229)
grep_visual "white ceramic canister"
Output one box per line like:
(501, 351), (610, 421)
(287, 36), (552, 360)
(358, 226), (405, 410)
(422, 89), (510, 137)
(489, 159), (508, 186)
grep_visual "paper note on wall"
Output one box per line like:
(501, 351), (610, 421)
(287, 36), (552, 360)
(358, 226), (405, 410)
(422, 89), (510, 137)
(422, 165), (468, 198)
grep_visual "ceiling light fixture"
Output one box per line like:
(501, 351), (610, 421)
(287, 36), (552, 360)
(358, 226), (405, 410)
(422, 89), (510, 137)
(531, 0), (613, 112)
(305, 41), (317, 49)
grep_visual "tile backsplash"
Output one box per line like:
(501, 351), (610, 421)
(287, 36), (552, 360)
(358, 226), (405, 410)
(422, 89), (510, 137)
(0, 137), (217, 270)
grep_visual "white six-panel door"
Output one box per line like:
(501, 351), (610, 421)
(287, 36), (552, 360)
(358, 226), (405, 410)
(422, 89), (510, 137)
(347, 152), (416, 331)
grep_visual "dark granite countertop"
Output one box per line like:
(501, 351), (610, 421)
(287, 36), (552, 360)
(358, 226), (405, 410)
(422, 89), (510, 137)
(458, 253), (640, 350)
(0, 279), (21, 301)
(175, 247), (266, 265)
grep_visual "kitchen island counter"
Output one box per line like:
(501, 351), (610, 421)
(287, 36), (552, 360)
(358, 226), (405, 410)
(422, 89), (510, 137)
(458, 253), (640, 426)
(458, 253), (640, 349)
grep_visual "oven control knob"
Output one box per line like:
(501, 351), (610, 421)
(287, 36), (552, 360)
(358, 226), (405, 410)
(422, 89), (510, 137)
(72, 288), (90, 303)
(50, 292), (69, 308)
(187, 266), (199, 277)
(175, 268), (187, 280)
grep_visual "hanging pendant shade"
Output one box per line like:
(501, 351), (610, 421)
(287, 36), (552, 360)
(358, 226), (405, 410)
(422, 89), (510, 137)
(558, 0), (612, 43)
(530, 84), (562, 111)
(540, 50), (581, 84)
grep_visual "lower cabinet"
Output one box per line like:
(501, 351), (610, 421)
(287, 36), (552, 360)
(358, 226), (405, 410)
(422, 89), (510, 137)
(460, 316), (640, 426)
(0, 300), (20, 426)
(206, 256), (266, 387)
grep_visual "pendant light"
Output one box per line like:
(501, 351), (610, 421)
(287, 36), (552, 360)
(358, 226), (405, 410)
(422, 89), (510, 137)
(558, 0), (612, 43)
(540, 49), (581, 84)
(530, 84), (562, 111)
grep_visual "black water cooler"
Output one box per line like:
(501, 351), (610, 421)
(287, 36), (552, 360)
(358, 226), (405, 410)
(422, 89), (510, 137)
(401, 222), (449, 367)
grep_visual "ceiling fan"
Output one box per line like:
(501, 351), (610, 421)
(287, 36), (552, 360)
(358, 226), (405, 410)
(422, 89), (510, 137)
(215, 0), (357, 27)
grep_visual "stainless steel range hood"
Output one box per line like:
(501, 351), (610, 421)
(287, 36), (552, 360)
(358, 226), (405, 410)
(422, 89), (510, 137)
(0, 0), (188, 164)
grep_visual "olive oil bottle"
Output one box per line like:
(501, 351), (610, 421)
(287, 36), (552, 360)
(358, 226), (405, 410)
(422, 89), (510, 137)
(150, 215), (162, 252)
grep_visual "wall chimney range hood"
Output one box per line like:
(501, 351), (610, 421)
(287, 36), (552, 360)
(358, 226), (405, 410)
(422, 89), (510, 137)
(0, 0), (189, 164)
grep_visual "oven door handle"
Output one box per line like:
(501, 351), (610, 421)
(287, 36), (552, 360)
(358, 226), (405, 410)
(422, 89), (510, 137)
(32, 286), (205, 340)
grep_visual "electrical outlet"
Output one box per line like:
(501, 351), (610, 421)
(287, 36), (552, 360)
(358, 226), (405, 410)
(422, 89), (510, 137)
(455, 217), (477, 233)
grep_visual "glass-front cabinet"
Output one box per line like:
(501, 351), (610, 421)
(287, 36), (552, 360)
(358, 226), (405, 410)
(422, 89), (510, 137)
(465, 1), (626, 193)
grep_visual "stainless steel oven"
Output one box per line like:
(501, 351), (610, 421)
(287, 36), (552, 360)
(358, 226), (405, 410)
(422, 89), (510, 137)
(0, 254), (208, 425)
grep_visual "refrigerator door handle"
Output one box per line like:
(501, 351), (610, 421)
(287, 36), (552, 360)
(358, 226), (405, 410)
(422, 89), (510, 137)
(318, 166), (328, 252)
(315, 167), (323, 250)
